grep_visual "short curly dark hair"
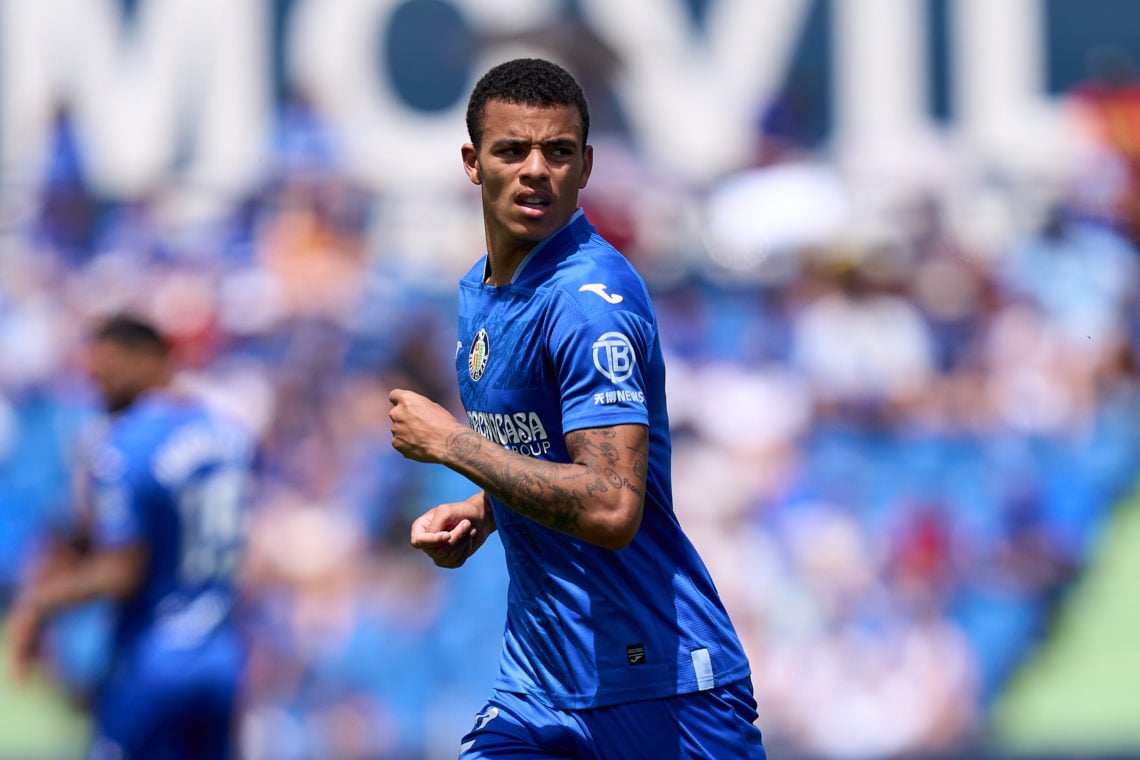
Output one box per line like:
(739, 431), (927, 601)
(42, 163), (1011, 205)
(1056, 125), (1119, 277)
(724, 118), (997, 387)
(93, 314), (170, 356)
(465, 58), (590, 150)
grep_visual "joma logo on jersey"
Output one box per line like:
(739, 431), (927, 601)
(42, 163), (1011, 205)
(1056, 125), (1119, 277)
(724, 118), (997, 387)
(592, 332), (636, 383)
(578, 282), (624, 304)
(468, 328), (489, 381)
(467, 410), (552, 458)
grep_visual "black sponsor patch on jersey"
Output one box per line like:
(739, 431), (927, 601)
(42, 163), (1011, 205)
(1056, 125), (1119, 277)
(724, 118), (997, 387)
(626, 643), (646, 665)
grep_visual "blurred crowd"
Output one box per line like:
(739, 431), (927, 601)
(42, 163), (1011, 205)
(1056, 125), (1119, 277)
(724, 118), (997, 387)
(3, 52), (1140, 759)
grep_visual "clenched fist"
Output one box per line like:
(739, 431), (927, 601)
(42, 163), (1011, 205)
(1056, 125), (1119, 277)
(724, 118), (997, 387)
(389, 388), (466, 464)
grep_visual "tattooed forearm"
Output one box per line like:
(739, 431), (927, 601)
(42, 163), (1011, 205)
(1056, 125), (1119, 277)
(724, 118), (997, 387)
(455, 447), (590, 534)
(447, 429), (483, 460)
(441, 424), (649, 547)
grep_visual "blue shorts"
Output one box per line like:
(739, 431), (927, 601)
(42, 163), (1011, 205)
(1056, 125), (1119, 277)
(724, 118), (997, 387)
(458, 678), (766, 759)
(91, 628), (245, 760)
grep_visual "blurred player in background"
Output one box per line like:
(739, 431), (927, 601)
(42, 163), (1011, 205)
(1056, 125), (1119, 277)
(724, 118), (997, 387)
(389, 58), (766, 758)
(6, 315), (255, 759)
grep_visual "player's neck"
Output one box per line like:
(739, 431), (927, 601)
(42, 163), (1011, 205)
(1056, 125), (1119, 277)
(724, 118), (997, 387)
(483, 236), (534, 286)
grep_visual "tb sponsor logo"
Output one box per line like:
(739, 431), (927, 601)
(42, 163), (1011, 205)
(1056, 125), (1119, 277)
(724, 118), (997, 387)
(592, 332), (636, 383)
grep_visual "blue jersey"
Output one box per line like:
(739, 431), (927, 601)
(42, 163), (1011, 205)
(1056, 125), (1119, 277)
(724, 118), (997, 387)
(86, 391), (253, 657)
(456, 210), (751, 710)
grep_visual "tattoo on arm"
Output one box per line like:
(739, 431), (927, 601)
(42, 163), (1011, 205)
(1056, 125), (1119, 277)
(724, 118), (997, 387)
(447, 429), (482, 460)
(442, 425), (648, 538)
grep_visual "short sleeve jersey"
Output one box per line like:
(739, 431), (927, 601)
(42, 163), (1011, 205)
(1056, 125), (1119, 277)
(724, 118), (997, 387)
(86, 392), (254, 654)
(456, 210), (751, 709)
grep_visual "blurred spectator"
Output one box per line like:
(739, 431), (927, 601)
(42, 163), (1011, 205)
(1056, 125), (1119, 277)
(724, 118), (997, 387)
(999, 204), (1137, 354)
(790, 256), (937, 423)
(1067, 45), (1140, 242)
(30, 108), (106, 268)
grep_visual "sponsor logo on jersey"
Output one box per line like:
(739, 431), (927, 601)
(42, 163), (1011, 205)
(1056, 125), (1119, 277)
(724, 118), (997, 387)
(627, 643), (646, 665)
(592, 331), (636, 383)
(578, 282), (624, 304)
(459, 707), (500, 752)
(472, 707), (499, 731)
(468, 328), (489, 381)
(466, 409), (552, 457)
(593, 390), (646, 405)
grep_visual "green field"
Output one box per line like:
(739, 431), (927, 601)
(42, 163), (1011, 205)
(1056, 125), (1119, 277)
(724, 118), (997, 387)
(994, 485), (1140, 754)
(0, 634), (88, 760)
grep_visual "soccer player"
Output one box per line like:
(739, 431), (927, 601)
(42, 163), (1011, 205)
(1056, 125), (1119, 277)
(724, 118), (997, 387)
(389, 58), (767, 758)
(6, 315), (254, 759)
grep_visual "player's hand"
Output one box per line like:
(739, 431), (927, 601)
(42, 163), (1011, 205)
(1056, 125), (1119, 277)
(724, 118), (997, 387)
(410, 496), (494, 569)
(4, 597), (44, 682)
(389, 388), (465, 464)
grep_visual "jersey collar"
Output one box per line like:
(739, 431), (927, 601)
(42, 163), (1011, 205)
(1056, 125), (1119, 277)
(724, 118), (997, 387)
(483, 208), (587, 286)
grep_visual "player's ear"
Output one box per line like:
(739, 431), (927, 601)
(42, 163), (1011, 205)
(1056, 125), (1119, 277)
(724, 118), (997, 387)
(578, 144), (593, 190)
(461, 144), (481, 185)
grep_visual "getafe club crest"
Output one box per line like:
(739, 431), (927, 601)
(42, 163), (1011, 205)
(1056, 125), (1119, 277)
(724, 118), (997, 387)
(468, 328), (490, 381)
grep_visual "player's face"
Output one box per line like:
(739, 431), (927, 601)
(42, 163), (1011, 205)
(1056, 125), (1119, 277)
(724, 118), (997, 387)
(86, 340), (153, 413)
(463, 99), (592, 263)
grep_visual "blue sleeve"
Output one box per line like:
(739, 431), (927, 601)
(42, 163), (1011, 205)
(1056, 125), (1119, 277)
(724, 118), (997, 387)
(89, 445), (152, 549)
(548, 291), (654, 434)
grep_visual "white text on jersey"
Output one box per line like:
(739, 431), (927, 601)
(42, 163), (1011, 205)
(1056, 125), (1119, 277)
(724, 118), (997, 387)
(467, 410), (552, 458)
